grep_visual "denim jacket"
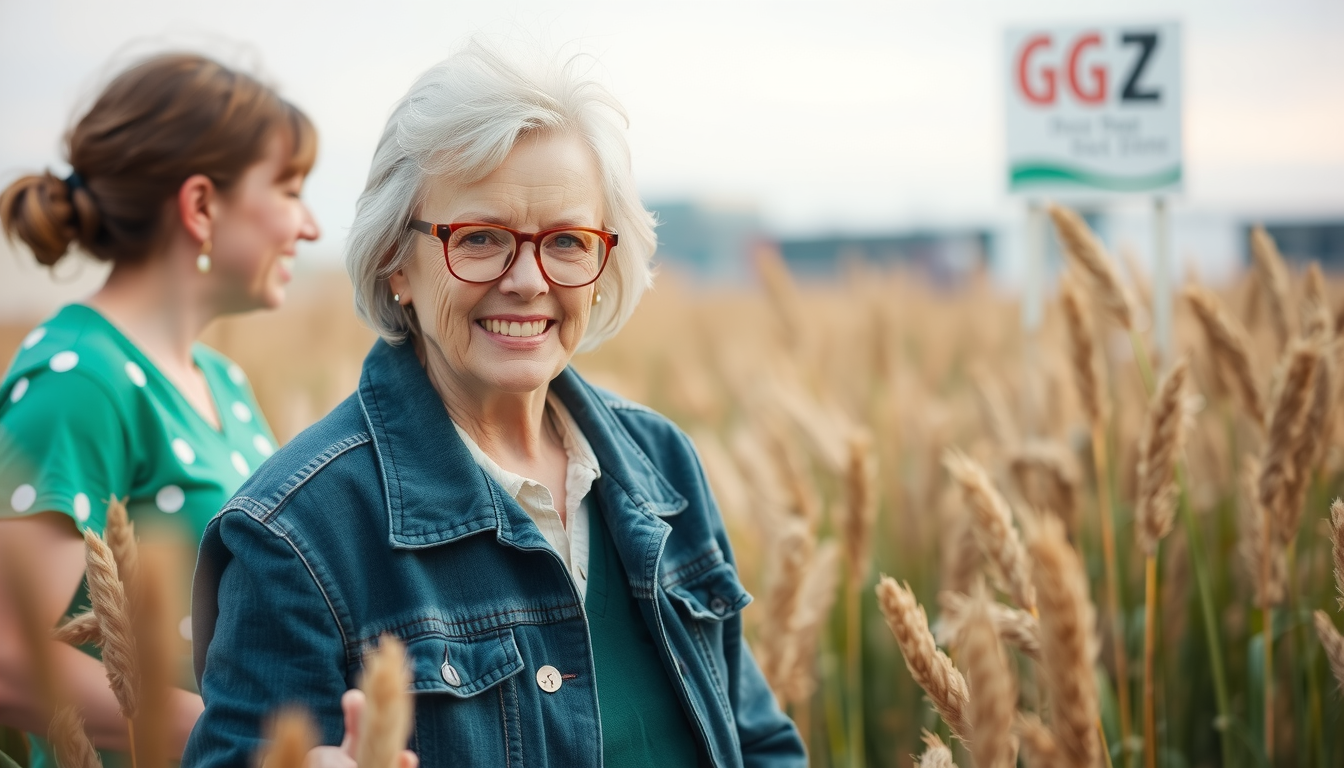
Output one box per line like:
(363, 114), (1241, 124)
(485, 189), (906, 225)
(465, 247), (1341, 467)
(182, 339), (805, 768)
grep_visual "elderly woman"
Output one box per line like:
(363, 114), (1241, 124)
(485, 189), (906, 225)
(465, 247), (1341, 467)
(184, 45), (805, 768)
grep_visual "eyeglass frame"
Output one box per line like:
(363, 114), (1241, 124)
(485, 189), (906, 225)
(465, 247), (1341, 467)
(408, 219), (618, 288)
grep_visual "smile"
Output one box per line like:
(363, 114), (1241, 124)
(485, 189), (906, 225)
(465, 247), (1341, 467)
(478, 319), (551, 338)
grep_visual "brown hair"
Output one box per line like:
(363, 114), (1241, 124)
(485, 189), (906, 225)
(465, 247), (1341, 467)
(0, 53), (317, 267)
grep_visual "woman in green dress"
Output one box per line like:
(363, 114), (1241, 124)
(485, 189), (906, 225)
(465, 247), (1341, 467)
(0, 53), (319, 766)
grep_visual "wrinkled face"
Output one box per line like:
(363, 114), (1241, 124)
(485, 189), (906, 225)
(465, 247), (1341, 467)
(210, 134), (320, 310)
(392, 131), (604, 398)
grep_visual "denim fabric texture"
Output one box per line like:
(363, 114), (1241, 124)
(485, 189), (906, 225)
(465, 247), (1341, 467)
(182, 339), (806, 767)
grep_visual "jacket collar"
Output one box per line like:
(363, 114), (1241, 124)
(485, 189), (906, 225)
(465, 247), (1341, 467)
(356, 339), (686, 551)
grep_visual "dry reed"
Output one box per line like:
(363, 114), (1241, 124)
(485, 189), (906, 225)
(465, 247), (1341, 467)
(1047, 204), (1135, 330)
(1258, 342), (1321, 547)
(875, 576), (972, 742)
(1313, 611), (1344, 690)
(937, 591), (1040, 660)
(1183, 285), (1266, 431)
(916, 731), (959, 768)
(943, 449), (1037, 613)
(1331, 498), (1344, 611)
(48, 705), (103, 768)
(960, 592), (1017, 768)
(356, 635), (413, 768)
(1026, 515), (1100, 768)
(260, 708), (320, 768)
(1135, 360), (1189, 557)
(1250, 225), (1294, 347)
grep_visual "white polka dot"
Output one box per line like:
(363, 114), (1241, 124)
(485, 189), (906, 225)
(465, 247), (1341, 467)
(10, 377), (29, 403)
(227, 364), (245, 385)
(22, 327), (46, 349)
(172, 438), (196, 465)
(73, 493), (91, 522)
(231, 402), (253, 423)
(10, 484), (36, 513)
(49, 351), (79, 373)
(231, 451), (250, 476)
(178, 616), (193, 642)
(253, 434), (275, 457)
(156, 485), (185, 514)
(124, 361), (146, 387)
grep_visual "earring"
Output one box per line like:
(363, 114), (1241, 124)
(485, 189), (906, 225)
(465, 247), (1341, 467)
(393, 293), (401, 303)
(593, 293), (602, 305)
(196, 240), (212, 274)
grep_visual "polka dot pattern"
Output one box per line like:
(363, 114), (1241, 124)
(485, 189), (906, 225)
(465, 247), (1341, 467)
(125, 361), (147, 387)
(231, 451), (250, 476)
(231, 402), (253, 423)
(49, 351), (79, 373)
(10, 484), (36, 513)
(172, 439), (196, 465)
(73, 492), (91, 522)
(156, 485), (185, 513)
(22, 327), (46, 349)
(228, 364), (246, 385)
(10, 377), (29, 403)
(253, 434), (275, 457)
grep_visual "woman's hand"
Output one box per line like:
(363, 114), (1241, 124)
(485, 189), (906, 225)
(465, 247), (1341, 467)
(302, 690), (418, 768)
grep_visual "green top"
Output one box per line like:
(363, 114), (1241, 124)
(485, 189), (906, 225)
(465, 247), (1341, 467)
(0, 303), (276, 768)
(586, 501), (700, 767)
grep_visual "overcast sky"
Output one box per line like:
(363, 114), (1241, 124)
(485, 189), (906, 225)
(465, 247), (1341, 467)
(1, 0), (1341, 262)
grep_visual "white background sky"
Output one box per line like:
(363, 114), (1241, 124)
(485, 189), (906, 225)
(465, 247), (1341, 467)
(1, 0), (1342, 265)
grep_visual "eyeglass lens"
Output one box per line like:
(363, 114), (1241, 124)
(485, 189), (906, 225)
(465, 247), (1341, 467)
(446, 226), (607, 286)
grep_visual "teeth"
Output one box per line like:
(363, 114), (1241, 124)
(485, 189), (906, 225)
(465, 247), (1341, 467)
(482, 319), (547, 337)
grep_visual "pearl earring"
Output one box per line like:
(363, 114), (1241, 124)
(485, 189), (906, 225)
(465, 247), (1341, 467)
(393, 293), (401, 303)
(593, 293), (602, 305)
(196, 240), (212, 274)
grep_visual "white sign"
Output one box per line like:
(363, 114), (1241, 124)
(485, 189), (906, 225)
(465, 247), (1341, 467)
(1005, 22), (1182, 196)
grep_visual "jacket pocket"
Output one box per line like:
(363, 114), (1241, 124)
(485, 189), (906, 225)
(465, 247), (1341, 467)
(666, 561), (752, 622)
(402, 627), (526, 766)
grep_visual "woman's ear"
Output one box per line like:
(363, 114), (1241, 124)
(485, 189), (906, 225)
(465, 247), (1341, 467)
(177, 174), (216, 245)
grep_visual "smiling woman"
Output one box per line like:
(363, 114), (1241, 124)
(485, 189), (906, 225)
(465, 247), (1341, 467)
(184, 42), (806, 768)
(0, 53), (319, 768)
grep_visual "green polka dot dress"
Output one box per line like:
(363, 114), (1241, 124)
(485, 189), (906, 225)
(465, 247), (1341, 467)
(0, 303), (276, 768)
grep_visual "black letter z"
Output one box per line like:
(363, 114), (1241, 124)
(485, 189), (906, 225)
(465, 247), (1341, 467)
(1121, 32), (1161, 103)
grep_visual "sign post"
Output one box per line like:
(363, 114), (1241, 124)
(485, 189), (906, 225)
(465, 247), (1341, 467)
(1005, 21), (1182, 358)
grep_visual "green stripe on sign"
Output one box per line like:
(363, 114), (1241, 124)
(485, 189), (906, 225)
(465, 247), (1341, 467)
(1010, 162), (1181, 192)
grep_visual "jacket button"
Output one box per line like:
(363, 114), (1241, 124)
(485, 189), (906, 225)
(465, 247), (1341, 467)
(709, 596), (729, 615)
(536, 665), (562, 693)
(440, 662), (461, 687)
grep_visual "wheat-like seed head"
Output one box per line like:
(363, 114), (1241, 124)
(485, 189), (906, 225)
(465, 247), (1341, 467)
(1258, 342), (1321, 544)
(1280, 351), (1332, 540)
(916, 730), (959, 768)
(1183, 285), (1266, 431)
(1025, 515), (1100, 768)
(1302, 262), (1332, 341)
(757, 517), (813, 695)
(1312, 610), (1344, 691)
(781, 540), (842, 704)
(1008, 442), (1081, 538)
(1330, 499), (1344, 612)
(943, 449), (1037, 613)
(48, 704), (103, 768)
(875, 576), (972, 742)
(356, 635), (414, 768)
(1250, 225), (1295, 347)
(937, 591), (1041, 660)
(260, 707), (320, 768)
(1239, 455), (1285, 608)
(104, 497), (138, 591)
(941, 489), (985, 597)
(961, 593), (1017, 768)
(1015, 714), (1062, 768)
(1047, 204), (1135, 330)
(843, 430), (878, 585)
(1059, 273), (1104, 428)
(83, 528), (138, 719)
(1136, 360), (1190, 556)
(53, 611), (102, 647)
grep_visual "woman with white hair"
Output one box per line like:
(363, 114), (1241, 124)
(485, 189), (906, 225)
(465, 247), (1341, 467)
(184, 44), (806, 768)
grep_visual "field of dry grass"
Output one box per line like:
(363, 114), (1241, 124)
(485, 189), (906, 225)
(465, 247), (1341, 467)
(3, 211), (1343, 768)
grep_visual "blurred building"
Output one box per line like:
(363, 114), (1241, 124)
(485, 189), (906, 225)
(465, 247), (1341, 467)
(649, 200), (762, 283)
(776, 230), (991, 287)
(1246, 220), (1344, 269)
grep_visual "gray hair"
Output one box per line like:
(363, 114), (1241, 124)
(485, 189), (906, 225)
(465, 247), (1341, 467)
(345, 42), (656, 351)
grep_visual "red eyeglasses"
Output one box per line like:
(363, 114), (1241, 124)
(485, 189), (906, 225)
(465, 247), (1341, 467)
(408, 219), (618, 288)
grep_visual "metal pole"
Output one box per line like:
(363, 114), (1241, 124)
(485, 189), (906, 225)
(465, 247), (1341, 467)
(1153, 197), (1172, 368)
(1023, 200), (1045, 437)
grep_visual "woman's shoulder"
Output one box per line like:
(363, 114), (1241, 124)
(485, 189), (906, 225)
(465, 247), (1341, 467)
(4, 304), (138, 393)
